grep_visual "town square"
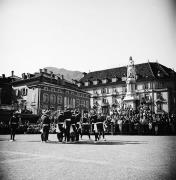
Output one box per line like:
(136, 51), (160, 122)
(0, 134), (176, 180)
(0, 0), (176, 179)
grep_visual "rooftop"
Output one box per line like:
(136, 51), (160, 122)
(79, 62), (176, 87)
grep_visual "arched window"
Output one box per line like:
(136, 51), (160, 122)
(43, 93), (49, 103)
(57, 95), (63, 104)
(50, 94), (56, 104)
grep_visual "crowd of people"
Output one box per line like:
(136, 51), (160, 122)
(106, 109), (176, 136)
(5, 108), (176, 142)
(39, 108), (176, 143)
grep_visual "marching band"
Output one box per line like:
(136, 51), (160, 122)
(40, 108), (107, 143)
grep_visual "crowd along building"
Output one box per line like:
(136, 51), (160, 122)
(12, 69), (90, 115)
(78, 57), (176, 115)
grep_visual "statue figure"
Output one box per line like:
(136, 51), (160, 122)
(127, 56), (135, 79)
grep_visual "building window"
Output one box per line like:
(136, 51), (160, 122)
(57, 95), (62, 104)
(86, 101), (89, 108)
(106, 88), (109, 94)
(51, 88), (54, 92)
(43, 93), (49, 103)
(143, 83), (149, 89)
(85, 82), (89, 86)
(73, 98), (76, 108)
(50, 94), (56, 104)
(64, 97), (67, 107)
(93, 80), (98, 85)
(76, 99), (80, 106)
(102, 98), (107, 103)
(101, 88), (106, 94)
(157, 103), (162, 111)
(81, 100), (85, 107)
(144, 94), (150, 101)
(102, 79), (107, 84)
(112, 77), (117, 82)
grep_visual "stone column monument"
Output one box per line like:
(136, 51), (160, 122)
(123, 56), (137, 110)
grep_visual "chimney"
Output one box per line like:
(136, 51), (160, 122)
(27, 73), (30, 79)
(22, 73), (25, 79)
(44, 69), (47, 73)
(39, 69), (42, 73)
(11, 71), (14, 77)
(57, 76), (60, 84)
(2, 74), (5, 78)
(61, 75), (65, 85)
(72, 79), (78, 84)
(82, 72), (87, 77)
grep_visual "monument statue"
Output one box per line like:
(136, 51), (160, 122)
(127, 56), (136, 79)
(123, 56), (137, 110)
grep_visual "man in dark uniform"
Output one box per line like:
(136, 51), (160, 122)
(9, 112), (19, 141)
(97, 113), (106, 141)
(74, 110), (81, 141)
(64, 108), (72, 142)
(70, 110), (76, 142)
(41, 110), (50, 142)
(90, 111), (99, 141)
(56, 111), (65, 142)
(81, 112), (91, 140)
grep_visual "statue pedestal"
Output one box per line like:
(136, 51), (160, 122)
(123, 95), (137, 110)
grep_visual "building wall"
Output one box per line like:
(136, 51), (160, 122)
(39, 85), (90, 113)
(81, 79), (175, 114)
(13, 85), (39, 114)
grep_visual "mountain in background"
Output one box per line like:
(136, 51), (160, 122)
(45, 67), (83, 82)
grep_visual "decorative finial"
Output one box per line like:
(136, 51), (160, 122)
(129, 56), (132, 60)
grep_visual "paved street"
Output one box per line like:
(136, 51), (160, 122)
(0, 134), (176, 180)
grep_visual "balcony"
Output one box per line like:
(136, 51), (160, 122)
(92, 92), (99, 98)
(101, 102), (109, 107)
(112, 91), (119, 96)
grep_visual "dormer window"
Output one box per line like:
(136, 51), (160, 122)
(84, 81), (90, 86)
(77, 83), (81, 87)
(93, 80), (98, 85)
(112, 77), (117, 82)
(157, 71), (163, 78)
(102, 78), (108, 84)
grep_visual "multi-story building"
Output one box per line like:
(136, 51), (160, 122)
(78, 57), (176, 114)
(0, 72), (21, 121)
(12, 69), (90, 115)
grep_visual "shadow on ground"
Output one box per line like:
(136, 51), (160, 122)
(0, 137), (147, 145)
(45, 140), (148, 145)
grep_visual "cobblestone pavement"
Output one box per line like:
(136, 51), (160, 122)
(0, 134), (176, 180)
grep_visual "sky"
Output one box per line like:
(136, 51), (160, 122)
(0, 0), (176, 77)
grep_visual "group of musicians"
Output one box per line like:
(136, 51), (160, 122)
(40, 108), (106, 143)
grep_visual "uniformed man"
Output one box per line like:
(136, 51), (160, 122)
(90, 111), (99, 141)
(96, 113), (106, 141)
(41, 110), (50, 142)
(9, 112), (19, 141)
(74, 110), (81, 141)
(81, 112), (91, 140)
(56, 111), (65, 142)
(64, 108), (72, 142)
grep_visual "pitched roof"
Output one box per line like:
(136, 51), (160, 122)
(79, 62), (176, 84)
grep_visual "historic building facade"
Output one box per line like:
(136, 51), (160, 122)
(12, 69), (90, 115)
(78, 57), (176, 115)
(0, 72), (21, 121)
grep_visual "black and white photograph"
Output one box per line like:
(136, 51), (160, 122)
(0, 0), (176, 179)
